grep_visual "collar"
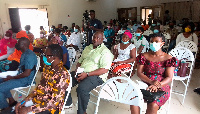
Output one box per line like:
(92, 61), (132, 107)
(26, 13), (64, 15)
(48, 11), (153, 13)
(89, 43), (104, 49)
(136, 35), (143, 41)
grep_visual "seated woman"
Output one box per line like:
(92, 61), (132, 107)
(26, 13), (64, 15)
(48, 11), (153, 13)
(176, 22), (198, 46)
(14, 44), (70, 114)
(49, 36), (70, 70)
(108, 30), (136, 78)
(0, 30), (17, 60)
(130, 33), (178, 114)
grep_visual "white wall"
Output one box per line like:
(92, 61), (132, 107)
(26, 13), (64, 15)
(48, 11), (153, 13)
(0, 0), (117, 35)
(116, 0), (193, 21)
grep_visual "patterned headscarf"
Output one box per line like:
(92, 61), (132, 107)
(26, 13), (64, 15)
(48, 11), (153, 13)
(124, 30), (132, 39)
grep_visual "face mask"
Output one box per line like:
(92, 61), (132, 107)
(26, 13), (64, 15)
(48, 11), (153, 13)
(134, 24), (137, 26)
(152, 24), (156, 26)
(122, 30), (126, 33)
(26, 31), (28, 34)
(194, 27), (197, 30)
(15, 43), (21, 50)
(150, 42), (162, 52)
(136, 33), (141, 37)
(4, 36), (10, 39)
(185, 27), (191, 33)
(154, 29), (159, 33)
(74, 29), (79, 33)
(40, 34), (44, 38)
(122, 40), (129, 44)
(51, 28), (53, 31)
(43, 56), (54, 66)
(157, 23), (160, 26)
(179, 24), (183, 26)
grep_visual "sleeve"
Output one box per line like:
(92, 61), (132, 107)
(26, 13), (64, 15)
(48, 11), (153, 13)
(25, 53), (37, 69)
(176, 34), (181, 45)
(31, 71), (70, 113)
(136, 54), (146, 65)
(98, 20), (103, 29)
(129, 44), (136, 50)
(111, 29), (115, 36)
(99, 50), (114, 70)
(193, 33), (198, 46)
(165, 57), (179, 67)
(141, 38), (146, 46)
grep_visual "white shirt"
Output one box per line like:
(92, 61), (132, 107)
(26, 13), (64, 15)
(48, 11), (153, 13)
(67, 32), (82, 48)
(113, 43), (136, 62)
(131, 35), (148, 53)
(176, 33), (198, 46)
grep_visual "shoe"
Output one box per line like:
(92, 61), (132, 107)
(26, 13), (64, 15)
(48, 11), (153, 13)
(194, 88), (200, 95)
(64, 103), (73, 109)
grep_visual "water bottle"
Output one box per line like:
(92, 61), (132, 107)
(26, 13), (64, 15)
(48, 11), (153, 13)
(18, 93), (23, 101)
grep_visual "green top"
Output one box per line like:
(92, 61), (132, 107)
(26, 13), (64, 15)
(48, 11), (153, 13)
(78, 43), (114, 82)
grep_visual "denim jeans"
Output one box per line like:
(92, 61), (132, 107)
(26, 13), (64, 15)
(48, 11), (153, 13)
(0, 78), (29, 109)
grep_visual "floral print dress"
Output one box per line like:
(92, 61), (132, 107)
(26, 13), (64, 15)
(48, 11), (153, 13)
(137, 54), (178, 107)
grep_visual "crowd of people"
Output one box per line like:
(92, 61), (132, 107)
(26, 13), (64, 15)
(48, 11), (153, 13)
(0, 9), (199, 114)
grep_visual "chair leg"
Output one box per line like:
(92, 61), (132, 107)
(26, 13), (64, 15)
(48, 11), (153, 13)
(182, 79), (190, 104)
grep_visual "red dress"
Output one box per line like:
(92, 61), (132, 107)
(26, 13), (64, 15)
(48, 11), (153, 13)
(136, 54), (178, 107)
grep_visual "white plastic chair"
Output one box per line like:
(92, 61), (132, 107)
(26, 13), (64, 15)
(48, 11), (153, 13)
(61, 71), (72, 114)
(143, 30), (153, 36)
(176, 40), (198, 58)
(169, 47), (195, 104)
(12, 56), (40, 100)
(94, 77), (144, 114)
(67, 47), (76, 70)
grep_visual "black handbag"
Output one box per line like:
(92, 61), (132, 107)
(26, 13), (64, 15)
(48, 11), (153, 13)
(140, 89), (166, 103)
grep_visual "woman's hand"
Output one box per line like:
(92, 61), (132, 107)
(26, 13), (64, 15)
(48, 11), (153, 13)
(18, 106), (32, 114)
(151, 80), (162, 88)
(147, 85), (158, 92)
(15, 98), (29, 114)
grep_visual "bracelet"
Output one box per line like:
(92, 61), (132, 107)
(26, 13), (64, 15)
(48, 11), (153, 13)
(87, 72), (89, 77)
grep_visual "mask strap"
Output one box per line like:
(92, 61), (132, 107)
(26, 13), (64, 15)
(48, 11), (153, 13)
(51, 59), (54, 64)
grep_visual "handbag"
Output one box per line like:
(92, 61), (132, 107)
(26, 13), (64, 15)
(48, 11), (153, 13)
(177, 60), (189, 77)
(140, 89), (166, 103)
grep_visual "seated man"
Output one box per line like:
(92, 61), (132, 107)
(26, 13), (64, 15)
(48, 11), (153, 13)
(66, 31), (114, 114)
(66, 25), (82, 51)
(14, 44), (70, 114)
(0, 37), (37, 110)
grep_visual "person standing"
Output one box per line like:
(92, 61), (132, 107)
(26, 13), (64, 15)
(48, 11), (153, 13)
(87, 10), (103, 45)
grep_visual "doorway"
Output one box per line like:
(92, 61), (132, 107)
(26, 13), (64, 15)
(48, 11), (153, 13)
(141, 7), (152, 25)
(117, 7), (137, 24)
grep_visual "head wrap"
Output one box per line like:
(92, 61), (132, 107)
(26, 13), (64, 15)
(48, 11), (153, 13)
(123, 30), (132, 39)
(16, 30), (28, 39)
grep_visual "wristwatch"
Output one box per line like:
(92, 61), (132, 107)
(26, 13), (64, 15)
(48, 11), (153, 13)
(87, 72), (89, 77)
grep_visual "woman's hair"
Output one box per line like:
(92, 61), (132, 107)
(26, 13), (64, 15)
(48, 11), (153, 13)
(48, 44), (63, 59)
(182, 22), (195, 33)
(149, 33), (165, 42)
(63, 26), (68, 30)
(55, 28), (61, 34)
(137, 27), (144, 33)
(25, 25), (31, 31)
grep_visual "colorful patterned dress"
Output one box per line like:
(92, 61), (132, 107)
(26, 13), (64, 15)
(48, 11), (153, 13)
(137, 54), (178, 107)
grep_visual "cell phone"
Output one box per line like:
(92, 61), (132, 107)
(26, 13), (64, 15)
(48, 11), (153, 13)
(76, 73), (81, 78)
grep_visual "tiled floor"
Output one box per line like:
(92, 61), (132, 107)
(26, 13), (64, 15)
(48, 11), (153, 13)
(11, 62), (200, 114)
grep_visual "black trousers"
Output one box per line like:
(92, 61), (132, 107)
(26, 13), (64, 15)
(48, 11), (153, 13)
(66, 71), (104, 114)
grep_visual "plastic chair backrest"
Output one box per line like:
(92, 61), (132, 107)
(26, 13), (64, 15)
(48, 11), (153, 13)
(96, 77), (143, 113)
(169, 47), (194, 61)
(61, 71), (72, 114)
(176, 40), (198, 55)
(67, 47), (76, 65)
(30, 56), (40, 86)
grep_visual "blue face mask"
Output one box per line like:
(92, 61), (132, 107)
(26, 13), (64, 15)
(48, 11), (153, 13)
(43, 56), (54, 66)
(157, 23), (160, 26)
(154, 29), (159, 33)
(136, 33), (141, 37)
(152, 24), (156, 26)
(74, 29), (78, 33)
(51, 28), (53, 31)
(122, 40), (129, 44)
(26, 31), (28, 34)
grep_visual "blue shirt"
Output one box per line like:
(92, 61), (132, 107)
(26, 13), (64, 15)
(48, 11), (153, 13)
(18, 49), (37, 84)
(61, 46), (70, 69)
(104, 28), (115, 42)
(60, 34), (67, 42)
(132, 24), (142, 32)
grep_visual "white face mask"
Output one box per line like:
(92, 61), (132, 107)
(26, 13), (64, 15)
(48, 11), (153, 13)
(4, 36), (10, 39)
(150, 42), (162, 52)
(40, 34), (44, 38)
